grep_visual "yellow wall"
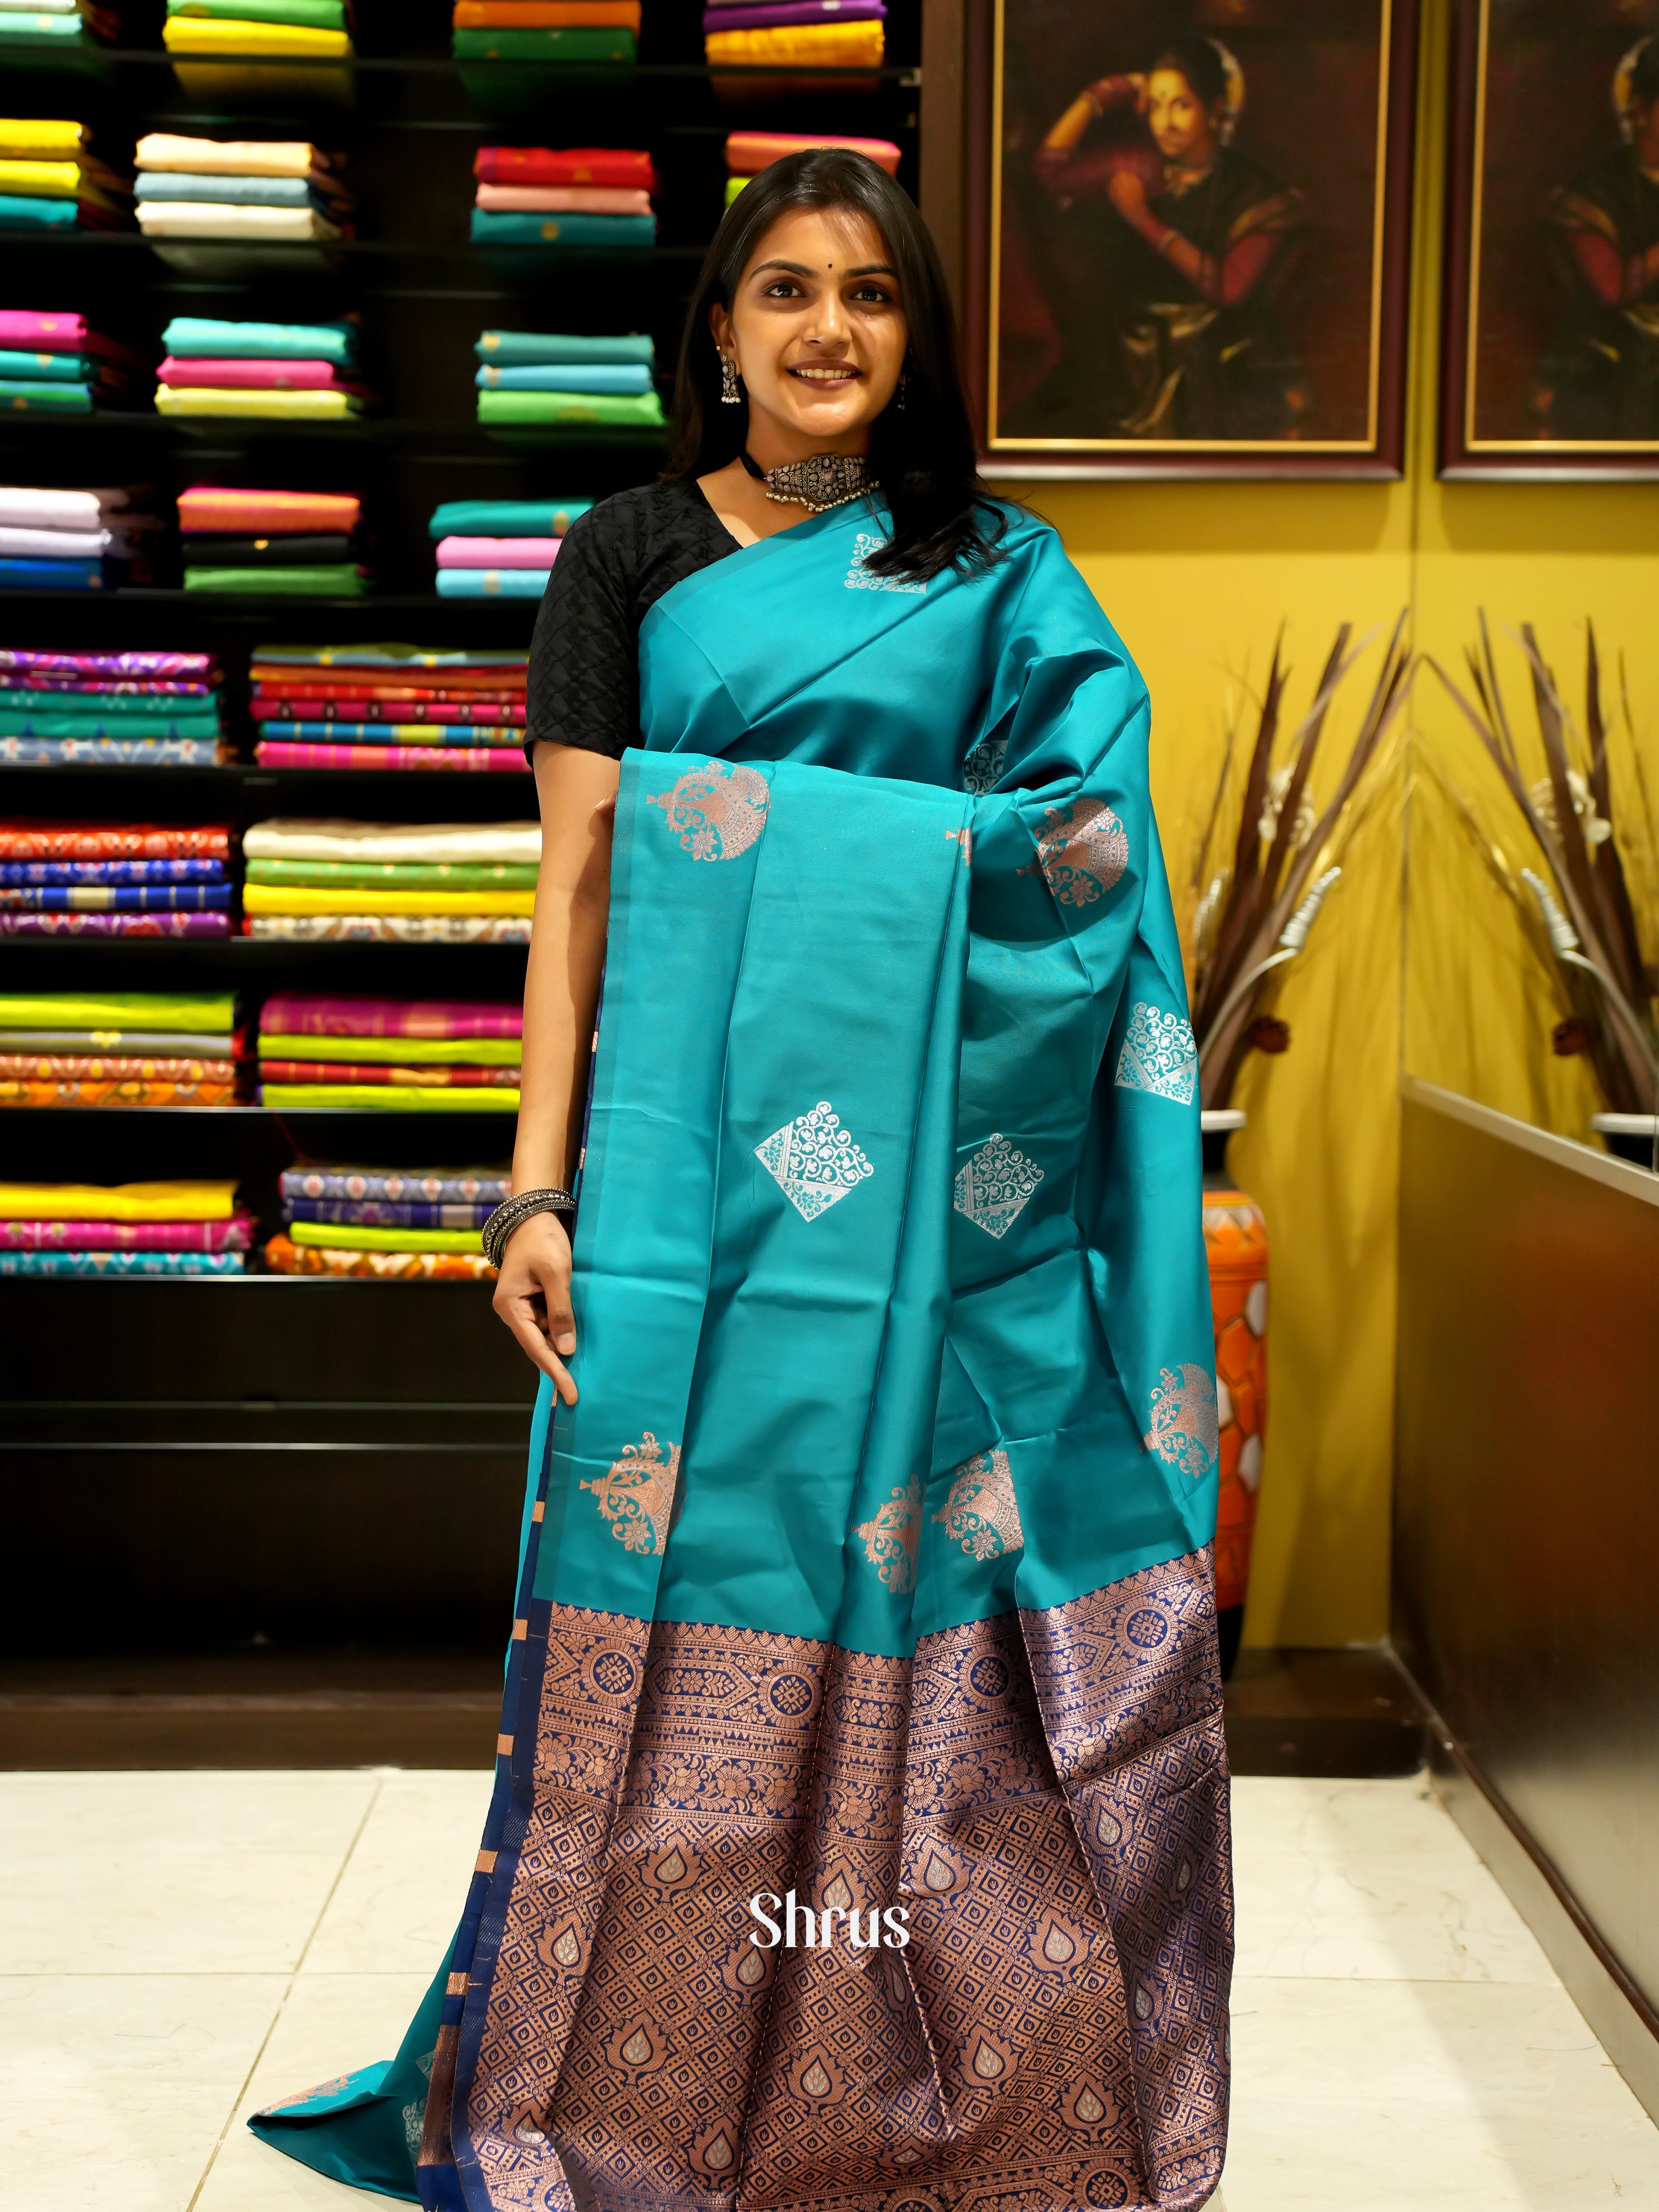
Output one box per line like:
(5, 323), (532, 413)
(994, 0), (1657, 1647)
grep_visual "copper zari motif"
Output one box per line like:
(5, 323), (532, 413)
(448, 1547), (1230, 2210)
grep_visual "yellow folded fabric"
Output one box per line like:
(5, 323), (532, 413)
(136, 133), (326, 177)
(0, 120), (86, 160)
(156, 386), (359, 418)
(243, 884), (535, 916)
(0, 1179), (238, 1222)
(0, 159), (84, 200)
(256, 1034), (523, 1066)
(705, 21), (883, 63)
(290, 1221), (487, 1253)
(162, 16), (351, 52)
(261, 1084), (520, 1111)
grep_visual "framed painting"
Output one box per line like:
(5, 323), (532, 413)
(1442, 0), (1659, 478)
(966, 0), (1420, 478)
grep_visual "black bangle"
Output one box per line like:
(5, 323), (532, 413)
(481, 1187), (575, 1269)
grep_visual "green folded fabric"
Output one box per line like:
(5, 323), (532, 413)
(0, 380), (92, 411)
(0, 195), (80, 228)
(477, 389), (664, 427)
(168, 0), (346, 24)
(428, 499), (591, 538)
(0, 14), (93, 36)
(0, 686), (217, 719)
(0, 991), (235, 1031)
(247, 861), (539, 892)
(0, 711), (221, 738)
(258, 1030), (523, 1065)
(187, 564), (364, 596)
(289, 1220), (489, 1252)
(452, 26), (634, 60)
(162, 315), (356, 364)
(261, 1083), (520, 1111)
(475, 331), (654, 368)
(0, 350), (96, 381)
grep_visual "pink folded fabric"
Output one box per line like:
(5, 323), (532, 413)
(261, 994), (523, 1039)
(253, 742), (531, 773)
(0, 1215), (256, 1252)
(0, 310), (88, 350)
(473, 184), (653, 215)
(436, 537), (562, 569)
(158, 357), (347, 390)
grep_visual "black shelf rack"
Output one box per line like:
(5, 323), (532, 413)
(0, 0), (922, 1672)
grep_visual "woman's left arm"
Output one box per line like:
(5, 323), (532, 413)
(1107, 171), (1282, 303)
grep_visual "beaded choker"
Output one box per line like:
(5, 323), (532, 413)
(740, 448), (874, 514)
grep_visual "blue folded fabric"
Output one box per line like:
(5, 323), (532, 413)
(0, 735), (221, 764)
(0, 858), (229, 885)
(0, 1252), (246, 1277)
(161, 315), (357, 364)
(257, 720), (519, 744)
(469, 210), (656, 250)
(0, 350), (97, 382)
(475, 330), (656, 368)
(435, 569), (551, 599)
(474, 362), (652, 394)
(0, 196), (80, 230)
(428, 499), (592, 539)
(0, 557), (104, 591)
(0, 884), (232, 911)
(136, 173), (334, 210)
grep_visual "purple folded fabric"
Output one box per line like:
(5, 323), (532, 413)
(0, 912), (231, 938)
(0, 1215), (256, 1252)
(0, 650), (216, 679)
(704, 0), (883, 15)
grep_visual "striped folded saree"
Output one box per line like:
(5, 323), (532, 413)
(250, 500), (1231, 2209)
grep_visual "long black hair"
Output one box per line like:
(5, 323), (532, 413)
(664, 149), (1007, 583)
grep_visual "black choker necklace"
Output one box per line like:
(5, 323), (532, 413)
(740, 449), (873, 514)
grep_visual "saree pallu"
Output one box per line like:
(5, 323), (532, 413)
(253, 500), (1231, 2211)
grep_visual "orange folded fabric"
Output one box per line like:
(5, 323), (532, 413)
(0, 1078), (237, 1108)
(178, 486), (362, 535)
(453, 0), (640, 23)
(725, 130), (902, 177)
(264, 1233), (498, 1280)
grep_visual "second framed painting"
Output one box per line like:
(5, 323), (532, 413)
(968, 0), (1421, 477)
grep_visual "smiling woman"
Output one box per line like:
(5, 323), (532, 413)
(249, 148), (1233, 2212)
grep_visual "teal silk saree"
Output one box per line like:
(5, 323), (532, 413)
(251, 498), (1233, 2210)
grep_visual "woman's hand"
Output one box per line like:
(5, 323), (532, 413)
(492, 1209), (580, 1404)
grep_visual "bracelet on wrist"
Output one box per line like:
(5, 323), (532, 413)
(481, 1187), (576, 1270)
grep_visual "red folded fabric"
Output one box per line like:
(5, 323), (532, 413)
(259, 994), (523, 1039)
(178, 487), (362, 534)
(259, 1060), (520, 1087)
(248, 667), (525, 693)
(0, 823), (232, 860)
(475, 146), (658, 191)
(725, 129), (902, 177)
(253, 742), (531, 773)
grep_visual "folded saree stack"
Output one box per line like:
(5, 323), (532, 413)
(0, 121), (129, 231)
(470, 142), (654, 250)
(159, 317), (368, 421)
(180, 485), (368, 597)
(0, 990), (240, 1106)
(0, 311), (143, 421)
(257, 992), (523, 1105)
(161, 0), (353, 61)
(474, 328), (663, 438)
(268, 1159), (509, 1279)
(430, 498), (590, 600)
(136, 134), (353, 245)
(0, 1177), (251, 1274)
(723, 127), (900, 206)
(704, 0), (884, 67)
(243, 819), (538, 938)
(0, 650), (224, 764)
(0, 485), (163, 592)
(248, 648), (529, 770)
(0, 814), (233, 933)
(452, 0), (636, 68)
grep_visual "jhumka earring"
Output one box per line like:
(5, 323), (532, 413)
(719, 352), (741, 404)
(894, 373), (909, 412)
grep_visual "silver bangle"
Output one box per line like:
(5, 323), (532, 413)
(481, 1187), (575, 1269)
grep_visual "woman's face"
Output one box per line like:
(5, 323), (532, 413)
(1147, 67), (1220, 165)
(710, 205), (909, 454)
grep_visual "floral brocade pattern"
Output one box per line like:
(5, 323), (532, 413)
(580, 1432), (681, 1556)
(453, 1551), (1231, 2211)
(1144, 1367), (1220, 1480)
(1114, 1006), (1199, 1108)
(1033, 799), (1129, 910)
(952, 1135), (1044, 1241)
(755, 1102), (875, 1222)
(933, 1447), (1024, 1561)
(648, 760), (770, 862)
(855, 1475), (922, 1593)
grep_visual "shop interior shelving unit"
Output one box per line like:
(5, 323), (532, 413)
(0, 0), (921, 1753)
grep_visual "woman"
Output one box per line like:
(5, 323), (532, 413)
(1025, 37), (1306, 439)
(251, 149), (1232, 2212)
(1538, 35), (1659, 438)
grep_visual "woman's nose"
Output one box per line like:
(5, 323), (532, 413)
(803, 292), (848, 345)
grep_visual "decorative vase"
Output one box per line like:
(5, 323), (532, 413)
(1200, 1110), (1268, 1681)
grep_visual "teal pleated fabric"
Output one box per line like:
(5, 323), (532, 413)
(251, 500), (1233, 2211)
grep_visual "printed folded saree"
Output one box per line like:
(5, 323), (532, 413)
(0, 1210), (251, 1247)
(280, 1167), (511, 1203)
(250, 498), (1232, 2210)
(0, 1248), (244, 1273)
(246, 912), (532, 940)
(0, 1053), (236, 1082)
(287, 1197), (495, 1228)
(253, 743), (529, 772)
(264, 1062), (519, 1089)
(256, 725), (522, 747)
(0, 737), (223, 766)
(264, 1234), (498, 1279)
(0, 913), (231, 937)
(0, 1075), (236, 1105)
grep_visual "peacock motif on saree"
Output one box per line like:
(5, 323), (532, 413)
(856, 1475), (921, 1593)
(1032, 797), (1129, 909)
(580, 1430), (681, 1555)
(1143, 1365), (1220, 1479)
(934, 1447), (1024, 1561)
(648, 759), (770, 862)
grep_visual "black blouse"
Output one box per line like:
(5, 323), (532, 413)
(523, 477), (740, 761)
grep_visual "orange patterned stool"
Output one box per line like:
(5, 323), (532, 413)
(1203, 1186), (1268, 1677)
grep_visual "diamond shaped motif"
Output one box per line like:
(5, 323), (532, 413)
(953, 1133), (1043, 1239)
(1114, 1002), (1198, 1105)
(755, 1101), (874, 1221)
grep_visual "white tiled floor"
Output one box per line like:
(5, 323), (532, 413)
(4, 1770), (1657, 2209)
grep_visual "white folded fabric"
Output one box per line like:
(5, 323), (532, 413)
(0, 487), (132, 530)
(242, 818), (542, 864)
(137, 203), (342, 240)
(134, 134), (330, 179)
(0, 0), (82, 12)
(0, 524), (111, 558)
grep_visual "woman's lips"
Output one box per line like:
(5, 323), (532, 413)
(788, 364), (861, 383)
